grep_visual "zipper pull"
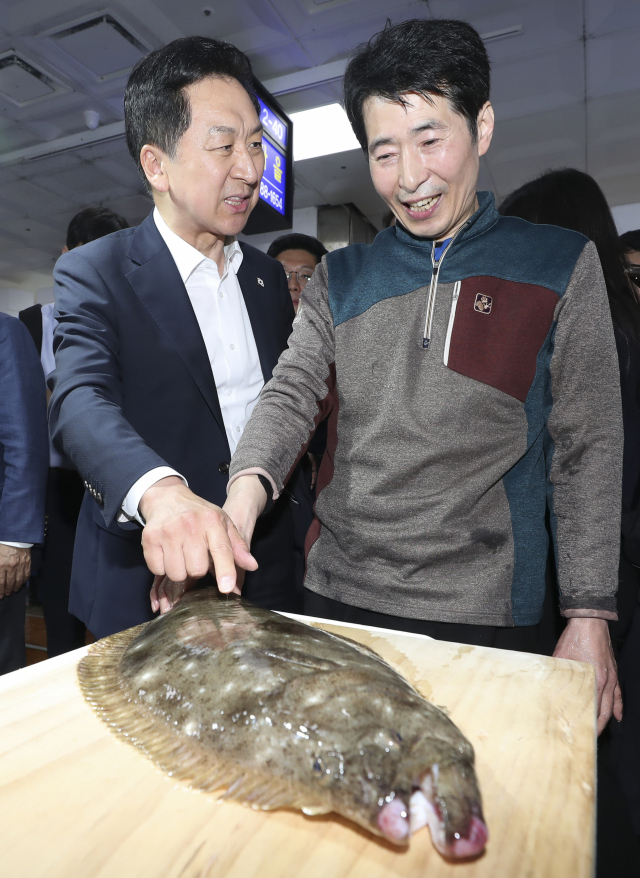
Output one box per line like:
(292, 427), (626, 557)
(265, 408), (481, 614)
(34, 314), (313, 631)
(423, 263), (439, 349)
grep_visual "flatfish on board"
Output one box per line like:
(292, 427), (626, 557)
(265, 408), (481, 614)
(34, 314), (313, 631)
(78, 590), (488, 858)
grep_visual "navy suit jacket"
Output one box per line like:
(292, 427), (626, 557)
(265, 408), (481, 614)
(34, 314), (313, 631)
(49, 214), (309, 636)
(0, 313), (48, 543)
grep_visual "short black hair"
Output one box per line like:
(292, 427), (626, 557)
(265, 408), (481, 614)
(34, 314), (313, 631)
(343, 19), (491, 152)
(267, 234), (329, 264)
(66, 207), (129, 249)
(620, 229), (640, 254)
(124, 36), (259, 189)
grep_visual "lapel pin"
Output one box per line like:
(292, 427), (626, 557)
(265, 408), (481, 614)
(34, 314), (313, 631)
(257, 277), (264, 287)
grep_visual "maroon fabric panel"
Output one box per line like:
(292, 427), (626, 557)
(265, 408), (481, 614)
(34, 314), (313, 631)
(304, 363), (338, 561)
(447, 277), (559, 403)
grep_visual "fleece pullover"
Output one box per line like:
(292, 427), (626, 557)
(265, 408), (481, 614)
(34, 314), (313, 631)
(230, 192), (623, 627)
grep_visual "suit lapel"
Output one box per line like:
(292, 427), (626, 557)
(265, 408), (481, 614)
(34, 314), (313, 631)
(237, 244), (280, 384)
(125, 215), (226, 436)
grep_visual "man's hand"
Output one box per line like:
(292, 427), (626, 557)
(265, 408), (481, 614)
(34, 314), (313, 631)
(150, 574), (198, 614)
(0, 545), (31, 597)
(553, 617), (622, 735)
(140, 477), (257, 606)
(221, 474), (269, 589)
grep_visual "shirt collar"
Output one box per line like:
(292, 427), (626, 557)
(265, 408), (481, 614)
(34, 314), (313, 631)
(153, 207), (243, 284)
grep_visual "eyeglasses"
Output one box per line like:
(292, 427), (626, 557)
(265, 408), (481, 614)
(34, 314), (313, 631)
(625, 264), (640, 285)
(284, 270), (314, 286)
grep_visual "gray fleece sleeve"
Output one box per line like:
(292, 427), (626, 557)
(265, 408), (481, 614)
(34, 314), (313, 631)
(547, 240), (623, 619)
(229, 258), (336, 496)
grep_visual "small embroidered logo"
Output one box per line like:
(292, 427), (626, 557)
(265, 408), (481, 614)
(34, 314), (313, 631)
(474, 293), (492, 314)
(257, 277), (264, 287)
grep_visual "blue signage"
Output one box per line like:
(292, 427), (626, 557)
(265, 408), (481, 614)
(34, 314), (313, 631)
(260, 138), (286, 216)
(257, 96), (288, 151)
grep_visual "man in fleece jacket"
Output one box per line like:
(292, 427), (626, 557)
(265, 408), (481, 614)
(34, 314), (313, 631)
(172, 20), (623, 735)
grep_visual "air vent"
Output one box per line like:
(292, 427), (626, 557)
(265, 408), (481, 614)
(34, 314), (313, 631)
(481, 26), (523, 43)
(46, 14), (148, 80)
(0, 53), (66, 107)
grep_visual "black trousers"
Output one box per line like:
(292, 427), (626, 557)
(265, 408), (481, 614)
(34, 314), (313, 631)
(603, 558), (640, 867)
(34, 468), (85, 657)
(0, 585), (26, 675)
(303, 588), (540, 651)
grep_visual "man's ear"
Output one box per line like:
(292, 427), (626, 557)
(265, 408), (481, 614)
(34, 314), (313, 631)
(140, 144), (170, 194)
(61, 245), (69, 254)
(476, 102), (494, 158)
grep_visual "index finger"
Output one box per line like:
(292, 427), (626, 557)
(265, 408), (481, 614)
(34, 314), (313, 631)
(206, 528), (240, 593)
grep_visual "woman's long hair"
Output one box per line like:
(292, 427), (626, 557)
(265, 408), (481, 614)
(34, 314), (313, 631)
(499, 168), (640, 355)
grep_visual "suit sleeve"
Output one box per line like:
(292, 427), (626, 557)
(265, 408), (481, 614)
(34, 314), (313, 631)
(229, 258), (336, 495)
(0, 316), (48, 543)
(49, 249), (171, 528)
(547, 241), (623, 618)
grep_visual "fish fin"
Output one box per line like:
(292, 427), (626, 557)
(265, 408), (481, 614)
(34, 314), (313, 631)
(219, 775), (329, 813)
(322, 630), (392, 664)
(78, 628), (330, 817)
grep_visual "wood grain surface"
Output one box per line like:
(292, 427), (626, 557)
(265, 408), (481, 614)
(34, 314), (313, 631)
(0, 614), (596, 878)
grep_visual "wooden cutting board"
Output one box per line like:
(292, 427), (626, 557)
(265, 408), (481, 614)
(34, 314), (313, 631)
(0, 615), (596, 878)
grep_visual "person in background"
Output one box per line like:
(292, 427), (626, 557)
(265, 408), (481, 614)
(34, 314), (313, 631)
(48, 37), (313, 638)
(19, 207), (129, 657)
(267, 234), (330, 497)
(621, 229), (640, 296)
(61, 207), (130, 254)
(500, 167), (640, 866)
(266, 233), (328, 312)
(0, 313), (48, 674)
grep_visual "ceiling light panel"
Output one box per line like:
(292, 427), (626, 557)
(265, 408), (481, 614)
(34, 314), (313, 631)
(290, 103), (360, 161)
(0, 53), (67, 107)
(44, 14), (149, 81)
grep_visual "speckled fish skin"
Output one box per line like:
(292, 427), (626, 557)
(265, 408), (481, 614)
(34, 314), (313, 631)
(92, 589), (487, 855)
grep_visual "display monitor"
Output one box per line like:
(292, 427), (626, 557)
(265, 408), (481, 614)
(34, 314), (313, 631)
(243, 80), (293, 235)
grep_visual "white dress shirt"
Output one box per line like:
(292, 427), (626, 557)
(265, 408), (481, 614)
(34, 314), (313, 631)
(119, 209), (264, 524)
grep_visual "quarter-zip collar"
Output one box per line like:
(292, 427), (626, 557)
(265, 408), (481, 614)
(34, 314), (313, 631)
(394, 191), (499, 254)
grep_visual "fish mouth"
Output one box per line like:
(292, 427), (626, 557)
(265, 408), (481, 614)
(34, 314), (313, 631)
(376, 766), (488, 859)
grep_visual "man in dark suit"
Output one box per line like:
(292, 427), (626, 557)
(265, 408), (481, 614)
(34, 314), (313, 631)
(19, 207), (129, 657)
(49, 37), (311, 639)
(0, 313), (48, 674)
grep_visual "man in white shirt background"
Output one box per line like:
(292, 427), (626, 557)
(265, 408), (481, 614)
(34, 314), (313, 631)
(48, 37), (311, 638)
(19, 207), (128, 655)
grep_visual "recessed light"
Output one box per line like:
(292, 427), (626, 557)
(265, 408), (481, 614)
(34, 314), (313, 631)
(290, 104), (360, 161)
